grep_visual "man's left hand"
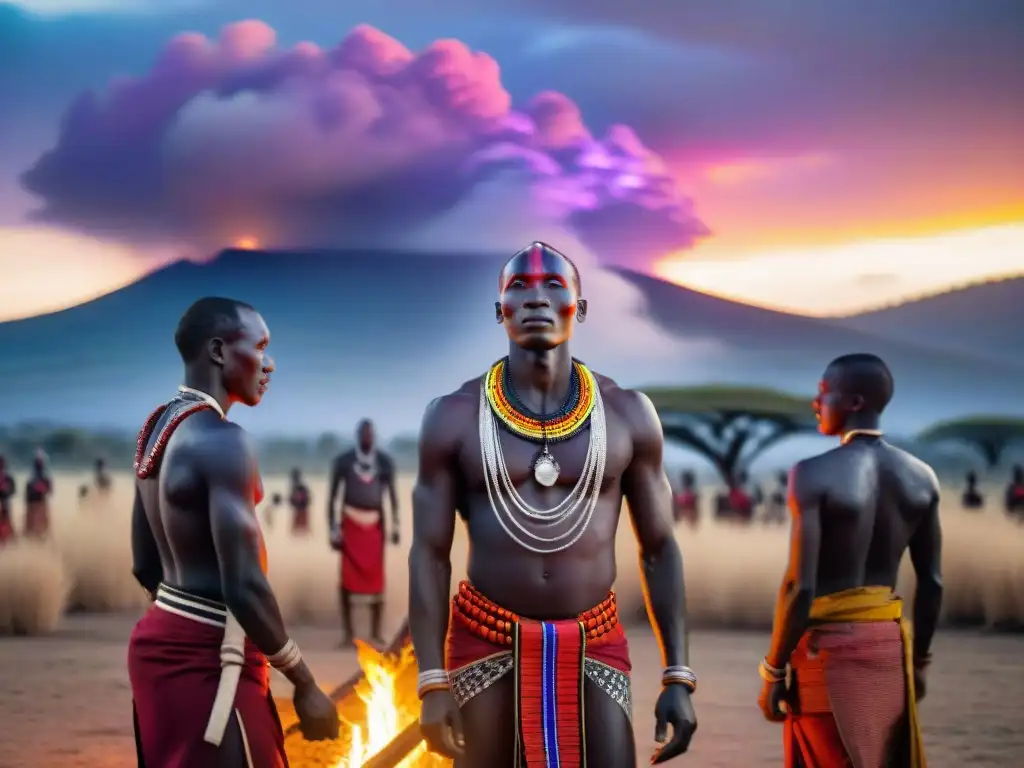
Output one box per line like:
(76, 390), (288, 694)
(652, 684), (697, 764)
(390, 530), (400, 546)
(758, 678), (788, 722)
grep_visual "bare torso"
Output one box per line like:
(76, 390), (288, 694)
(0, 474), (14, 515)
(25, 474), (51, 503)
(139, 409), (264, 602)
(799, 435), (938, 596)
(334, 450), (393, 511)
(447, 374), (634, 619)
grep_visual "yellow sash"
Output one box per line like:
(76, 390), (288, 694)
(809, 586), (925, 768)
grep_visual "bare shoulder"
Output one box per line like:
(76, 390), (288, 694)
(789, 450), (837, 499)
(595, 374), (662, 445)
(596, 374), (658, 423)
(189, 418), (256, 485)
(885, 441), (941, 494)
(419, 376), (481, 452)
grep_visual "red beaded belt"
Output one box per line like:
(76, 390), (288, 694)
(453, 580), (619, 648)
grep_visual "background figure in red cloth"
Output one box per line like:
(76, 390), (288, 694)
(673, 470), (699, 528)
(726, 474), (753, 524)
(288, 468), (311, 535)
(0, 455), (16, 545)
(23, 451), (52, 539)
(327, 418), (400, 647)
(1004, 464), (1024, 520)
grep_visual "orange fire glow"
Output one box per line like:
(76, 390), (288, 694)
(332, 642), (448, 768)
(235, 236), (259, 250)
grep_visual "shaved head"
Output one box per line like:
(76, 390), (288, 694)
(826, 353), (894, 413)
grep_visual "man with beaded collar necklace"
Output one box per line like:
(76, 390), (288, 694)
(409, 242), (698, 767)
(757, 353), (941, 768)
(127, 297), (338, 767)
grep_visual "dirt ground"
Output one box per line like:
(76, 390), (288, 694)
(0, 614), (1021, 768)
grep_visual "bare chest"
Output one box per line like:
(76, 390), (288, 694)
(459, 406), (633, 500)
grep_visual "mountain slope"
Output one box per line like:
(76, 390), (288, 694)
(0, 249), (1019, 436)
(613, 268), (1022, 427)
(834, 277), (1024, 367)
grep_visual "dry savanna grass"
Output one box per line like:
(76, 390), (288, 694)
(0, 470), (1021, 636)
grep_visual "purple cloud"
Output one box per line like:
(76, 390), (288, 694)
(21, 21), (707, 265)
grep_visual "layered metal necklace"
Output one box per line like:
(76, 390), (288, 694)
(479, 357), (607, 554)
(353, 444), (378, 484)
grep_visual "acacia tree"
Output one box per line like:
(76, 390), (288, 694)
(917, 416), (1024, 468)
(641, 385), (816, 484)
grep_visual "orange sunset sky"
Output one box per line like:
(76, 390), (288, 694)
(0, 1), (1021, 321)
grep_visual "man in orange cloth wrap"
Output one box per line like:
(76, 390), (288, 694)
(758, 354), (942, 768)
(127, 297), (338, 767)
(409, 243), (698, 767)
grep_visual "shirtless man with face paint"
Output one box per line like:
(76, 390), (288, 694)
(758, 354), (941, 768)
(128, 297), (338, 767)
(410, 242), (697, 767)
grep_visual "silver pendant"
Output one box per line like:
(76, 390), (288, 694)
(533, 450), (560, 487)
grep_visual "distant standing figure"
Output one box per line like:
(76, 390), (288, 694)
(727, 475), (753, 524)
(78, 484), (91, 509)
(327, 419), (401, 647)
(763, 471), (788, 525)
(288, 468), (312, 535)
(94, 457), (112, 496)
(0, 455), (16, 545)
(1005, 465), (1024, 519)
(673, 470), (699, 528)
(739, 470), (763, 515)
(24, 452), (53, 538)
(961, 471), (984, 510)
(262, 492), (283, 530)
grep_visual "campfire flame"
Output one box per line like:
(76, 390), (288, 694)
(334, 641), (448, 768)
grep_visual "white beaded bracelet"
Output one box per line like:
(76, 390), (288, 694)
(417, 668), (450, 699)
(267, 639), (302, 672)
(662, 665), (698, 692)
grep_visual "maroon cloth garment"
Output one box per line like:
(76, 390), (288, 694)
(128, 588), (288, 768)
(785, 621), (906, 768)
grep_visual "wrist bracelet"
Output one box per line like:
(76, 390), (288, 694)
(267, 639), (302, 672)
(758, 657), (786, 683)
(662, 665), (697, 693)
(417, 668), (450, 699)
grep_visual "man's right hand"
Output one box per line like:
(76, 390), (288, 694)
(420, 689), (465, 759)
(293, 681), (340, 742)
(329, 525), (342, 552)
(913, 666), (928, 701)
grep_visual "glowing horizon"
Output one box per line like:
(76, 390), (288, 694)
(1, 221), (1021, 323)
(654, 222), (1024, 316)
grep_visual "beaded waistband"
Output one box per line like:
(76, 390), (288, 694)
(452, 580), (619, 648)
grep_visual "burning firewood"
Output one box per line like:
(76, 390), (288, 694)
(361, 722), (425, 768)
(282, 620), (449, 767)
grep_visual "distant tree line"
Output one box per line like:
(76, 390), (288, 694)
(0, 423), (420, 474)
(3, 390), (1021, 479)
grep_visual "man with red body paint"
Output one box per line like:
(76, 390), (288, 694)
(410, 242), (698, 766)
(127, 297), (337, 766)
